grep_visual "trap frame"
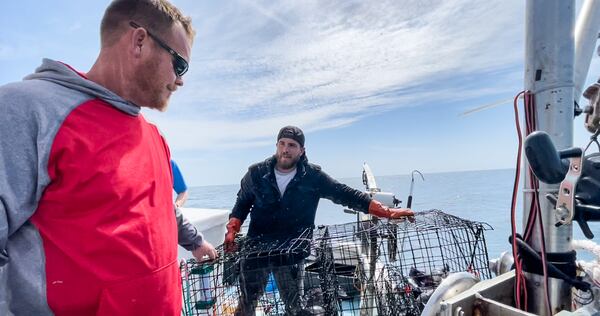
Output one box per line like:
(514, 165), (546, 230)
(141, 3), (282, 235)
(181, 210), (492, 315)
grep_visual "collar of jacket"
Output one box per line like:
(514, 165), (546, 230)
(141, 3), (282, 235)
(263, 154), (309, 182)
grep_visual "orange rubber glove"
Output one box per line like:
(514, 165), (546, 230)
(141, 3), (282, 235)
(368, 200), (414, 219)
(224, 217), (242, 253)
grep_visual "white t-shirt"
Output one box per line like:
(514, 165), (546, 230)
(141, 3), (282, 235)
(274, 168), (297, 197)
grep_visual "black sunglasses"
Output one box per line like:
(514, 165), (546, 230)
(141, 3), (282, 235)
(129, 21), (189, 77)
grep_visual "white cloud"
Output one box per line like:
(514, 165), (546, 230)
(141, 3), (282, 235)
(145, 103), (365, 150)
(155, 0), (525, 151)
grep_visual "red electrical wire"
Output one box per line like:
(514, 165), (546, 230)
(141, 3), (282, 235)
(524, 91), (552, 316)
(523, 91), (538, 241)
(512, 90), (552, 315)
(511, 90), (525, 309)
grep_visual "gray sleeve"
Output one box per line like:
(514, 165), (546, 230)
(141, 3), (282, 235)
(0, 81), (83, 266)
(0, 84), (43, 265)
(175, 206), (204, 251)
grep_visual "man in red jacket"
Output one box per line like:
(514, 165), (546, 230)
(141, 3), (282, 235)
(0, 0), (215, 315)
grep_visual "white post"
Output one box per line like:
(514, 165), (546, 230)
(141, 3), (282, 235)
(574, 0), (600, 103)
(524, 0), (575, 314)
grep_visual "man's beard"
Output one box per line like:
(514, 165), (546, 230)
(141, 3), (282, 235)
(276, 153), (300, 170)
(133, 58), (168, 111)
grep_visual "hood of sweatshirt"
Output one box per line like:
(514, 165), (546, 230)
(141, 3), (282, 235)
(24, 58), (140, 116)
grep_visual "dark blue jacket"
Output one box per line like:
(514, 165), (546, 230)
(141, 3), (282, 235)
(231, 155), (371, 239)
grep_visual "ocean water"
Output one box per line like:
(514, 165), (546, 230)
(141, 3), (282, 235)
(185, 168), (599, 260)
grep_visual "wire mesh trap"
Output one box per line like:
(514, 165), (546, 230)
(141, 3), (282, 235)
(180, 252), (237, 315)
(180, 209), (492, 315)
(180, 230), (316, 316)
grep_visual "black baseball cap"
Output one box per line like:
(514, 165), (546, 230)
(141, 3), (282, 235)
(277, 126), (305, 147)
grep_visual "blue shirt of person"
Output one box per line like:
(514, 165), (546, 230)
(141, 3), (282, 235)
(171, 160), (188, 207)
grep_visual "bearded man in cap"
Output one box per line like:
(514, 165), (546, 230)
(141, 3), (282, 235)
(224, 125), (413, 315)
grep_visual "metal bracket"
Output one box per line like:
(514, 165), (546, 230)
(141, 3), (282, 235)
(555, 155), (582, 225)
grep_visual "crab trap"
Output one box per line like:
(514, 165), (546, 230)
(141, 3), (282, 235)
(180, 210), (492, 315)
(180, 229), (316, 316)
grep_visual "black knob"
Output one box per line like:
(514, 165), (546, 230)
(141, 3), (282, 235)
(524, 131), (569, 184)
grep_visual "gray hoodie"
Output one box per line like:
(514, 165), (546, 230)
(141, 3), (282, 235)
(0, 59), (202, 314)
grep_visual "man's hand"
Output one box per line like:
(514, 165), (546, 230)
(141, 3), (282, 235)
(368, 200), (414, 219)
(192, 241), (218, 262)
(224, 217), (242, 253)
(388, 208), (415, 219)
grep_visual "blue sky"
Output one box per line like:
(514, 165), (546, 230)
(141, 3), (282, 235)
(2, 0), (599, 186)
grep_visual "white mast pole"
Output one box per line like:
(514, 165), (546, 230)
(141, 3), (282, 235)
(524, 0), (574, 314)
(574, 0), (600, 104)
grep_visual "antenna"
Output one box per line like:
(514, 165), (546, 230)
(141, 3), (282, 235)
(407, 170), (425, 208)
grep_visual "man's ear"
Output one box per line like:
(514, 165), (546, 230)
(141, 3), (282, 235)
(130, 28), (148, 58)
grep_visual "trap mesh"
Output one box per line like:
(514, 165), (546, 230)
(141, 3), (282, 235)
(181, 210), (492, 315)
